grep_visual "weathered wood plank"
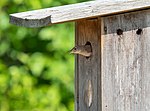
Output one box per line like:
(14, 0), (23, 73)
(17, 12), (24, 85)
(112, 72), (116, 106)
(10, 0), (150, 27)
(75, 19), (101, 111)
(75, 22), (79, 111)
(101, 10), (150, 111)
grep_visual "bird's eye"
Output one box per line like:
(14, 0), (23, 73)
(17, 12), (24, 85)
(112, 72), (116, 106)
(74, 47), (76, 50)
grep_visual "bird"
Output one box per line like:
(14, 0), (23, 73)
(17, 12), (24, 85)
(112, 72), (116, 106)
(69, 42), (92, 58)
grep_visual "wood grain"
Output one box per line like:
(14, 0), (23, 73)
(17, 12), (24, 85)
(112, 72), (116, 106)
(101, 10), (150, 111)
(10, 0), (150, 27)
(75, 19), (101, 111)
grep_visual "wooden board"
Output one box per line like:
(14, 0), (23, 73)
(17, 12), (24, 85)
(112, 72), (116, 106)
(10, 0), (150, 27)
(101, 10), (150, 111)
(75, 19), (101, 111)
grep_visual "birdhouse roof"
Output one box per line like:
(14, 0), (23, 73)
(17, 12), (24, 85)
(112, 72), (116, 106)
(10, 0), (150, 28)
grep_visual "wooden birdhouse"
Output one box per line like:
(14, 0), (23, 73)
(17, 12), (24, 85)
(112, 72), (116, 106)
(10, 0), (150, 111)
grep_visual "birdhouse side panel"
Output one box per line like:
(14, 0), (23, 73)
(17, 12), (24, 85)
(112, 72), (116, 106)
(101, 10), (150, 111)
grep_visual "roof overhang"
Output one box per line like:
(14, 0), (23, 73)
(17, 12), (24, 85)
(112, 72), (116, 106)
(10, 0), (150, 28)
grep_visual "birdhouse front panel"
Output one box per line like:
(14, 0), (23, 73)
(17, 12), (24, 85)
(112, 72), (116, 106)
(75, 19), (101, 111)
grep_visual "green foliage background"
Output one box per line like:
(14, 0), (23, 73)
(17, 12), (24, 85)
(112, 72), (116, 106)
(0, 0), (86, 111)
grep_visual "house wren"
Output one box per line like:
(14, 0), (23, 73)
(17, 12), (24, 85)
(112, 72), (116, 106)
(70, 42), (92, 57)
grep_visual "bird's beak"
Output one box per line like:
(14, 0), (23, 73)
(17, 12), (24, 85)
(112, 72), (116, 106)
(68, 48), (74, 54)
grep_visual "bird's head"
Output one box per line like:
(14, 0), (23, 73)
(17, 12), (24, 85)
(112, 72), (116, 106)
(69, 46), (83, 54)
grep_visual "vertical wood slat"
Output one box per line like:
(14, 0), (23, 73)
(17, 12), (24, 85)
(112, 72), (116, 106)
(101, 10), (150, 111)
(75, 22), (79, 111)
(75, 19), (101, 111)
